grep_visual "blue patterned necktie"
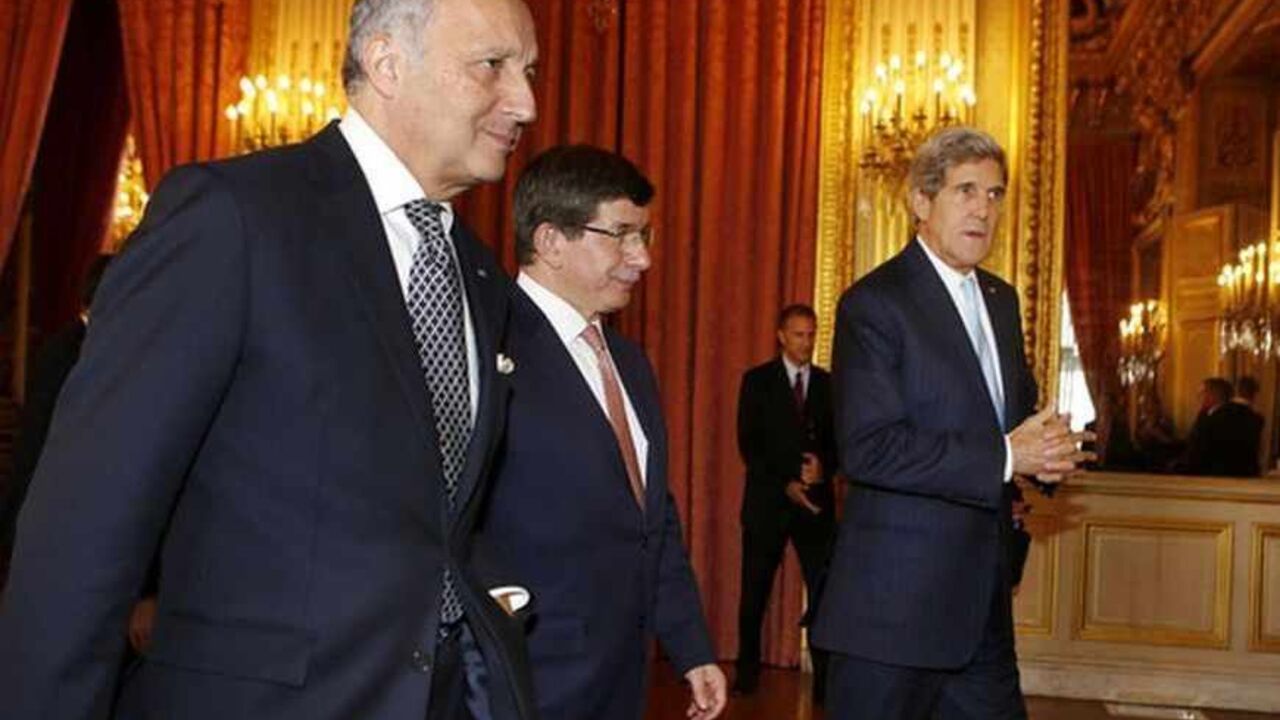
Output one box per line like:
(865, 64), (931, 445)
(960, 275), (1005, 428)
(404, 199), (471, 624)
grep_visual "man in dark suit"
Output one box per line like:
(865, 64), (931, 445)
(811, 127), (1091, 719)
(733, 303), (836, 698)
(1184, 376), (1264, 477)
(0, 1), (540, 718)
(1228, 376), (1266, 475)
(478, 145), (727, 720)
(0, 254), (110, 580)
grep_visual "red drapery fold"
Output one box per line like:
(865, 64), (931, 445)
(28, 0), (131, 338)
(1066, 135), (1137, 456)
(0, 0), (73, 271)
(458, 0), (826, 666)
(618, 0), (826, 669)
(116, 0), (250, 189)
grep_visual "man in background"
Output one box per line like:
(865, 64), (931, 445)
(0, 1), (540, 718)
(734, 303), (836, 701)
(0, 254), (111, 581)
(1226, 376), (1265, 476)
(479, 144), (727, 720)
(1185, 376), (1263, 477)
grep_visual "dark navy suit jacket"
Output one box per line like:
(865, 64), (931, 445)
(737, 358), (838, 530)
(477, 286), (714, 720)
(0, 124), (537, 720)
(811, 241), (1037, 670)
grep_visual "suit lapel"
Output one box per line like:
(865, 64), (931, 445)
(513, 290), (640, 502)
(310, 125), (445, 470)
(901, 242), (1002, 429)
(980, 272), (1020, 432)
(451, 224), (503, 513)
(513, 288), (614, 441)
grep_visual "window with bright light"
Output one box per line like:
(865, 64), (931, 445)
(1056, 292), (1096, 431)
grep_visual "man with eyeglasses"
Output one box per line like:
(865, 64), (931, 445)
(477, 144), (727, 720)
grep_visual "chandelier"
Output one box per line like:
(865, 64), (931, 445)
(1118, 300), (1166, 388)
(1216, 237), (1277, 358)
(224, 39), (346, 153)
(108, 135), (149, 251)
(858, 49), (976, 184)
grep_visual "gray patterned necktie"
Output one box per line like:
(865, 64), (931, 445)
(404, 199), (471, 624)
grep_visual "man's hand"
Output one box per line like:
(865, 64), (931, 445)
(785, 480), (821, 515)
(1011, 495), (1031, 527)
(684, 663), (728, 719)
(799, 453), (823, 485)
(1008, 405), (1096, 481)
(128, 596), (157, 653)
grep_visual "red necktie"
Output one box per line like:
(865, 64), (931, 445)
(581, 325), (645, 511)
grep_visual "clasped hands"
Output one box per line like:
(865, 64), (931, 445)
(1008, 404), (1096, 485)
(785, 453), (823, 515)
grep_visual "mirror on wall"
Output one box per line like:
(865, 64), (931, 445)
(1064, 0), (1280, 477)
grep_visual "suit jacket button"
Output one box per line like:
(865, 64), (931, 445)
(410, 649), (431, 673)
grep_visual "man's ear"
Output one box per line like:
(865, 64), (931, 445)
(532, 222), (566, 270)
(360, 33), (403, 98)
(908, 188), (931, 226)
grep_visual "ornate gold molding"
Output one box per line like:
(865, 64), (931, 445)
(1014, 0), (1068, 402)
(813, 0), (860, 367)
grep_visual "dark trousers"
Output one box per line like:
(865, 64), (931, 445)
(825, 582), (1026, 720)
(426, 621), (497, 720)
(736, 509), (833, 682)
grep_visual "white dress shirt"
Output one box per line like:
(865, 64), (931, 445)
(517, 272), (649, 484)
(916, 237), (1014, 482)
(338, 108), (479, 418)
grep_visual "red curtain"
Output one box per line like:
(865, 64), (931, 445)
(619, 0), (826, 669)
(0, 0), (73, 271)
(27, 0), (131, 339)
(458, 0), (827, 666)
(116, 0), (250, 189)
(1066, 135), (1137, 457)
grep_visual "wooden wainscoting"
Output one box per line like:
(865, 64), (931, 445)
(1014, 472), (1280, 713)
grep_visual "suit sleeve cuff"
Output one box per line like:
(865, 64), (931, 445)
(1003, 434), (1013, 483)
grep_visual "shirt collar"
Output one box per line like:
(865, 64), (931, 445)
(916, 235), (976, 293)
(781, 355), (809, 381)
(338, 107), (453, 222)
(517, 272), (602, 348)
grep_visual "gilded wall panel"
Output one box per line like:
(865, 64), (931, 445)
(1251, 524), (1280, 652)
(1075, 518), (1232, 648)
(1014, 512), (1059, 636)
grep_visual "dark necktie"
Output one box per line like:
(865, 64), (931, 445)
(581, 325), (645, 512)
(793, 370), (806, 416)
(404, 199), (471, 624)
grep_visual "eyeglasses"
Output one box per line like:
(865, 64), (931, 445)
(577, 224), (654, 250)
